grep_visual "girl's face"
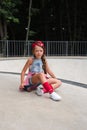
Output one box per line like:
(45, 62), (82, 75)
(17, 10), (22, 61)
(33, 45), (44, 59)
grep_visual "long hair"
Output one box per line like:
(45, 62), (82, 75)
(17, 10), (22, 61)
(41, 54), (47, 74)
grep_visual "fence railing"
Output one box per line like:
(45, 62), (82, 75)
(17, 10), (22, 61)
(0, 40), (87, 57)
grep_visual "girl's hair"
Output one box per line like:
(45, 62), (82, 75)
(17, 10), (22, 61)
(32, 41), (47, 74)
(41, 54), (47, 74)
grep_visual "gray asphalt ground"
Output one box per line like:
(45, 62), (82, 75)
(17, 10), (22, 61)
(0, 57), (87, 130)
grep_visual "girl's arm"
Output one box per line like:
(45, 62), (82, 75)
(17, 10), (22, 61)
(20, 57), (33, 88)
(46, 61), (57, 78)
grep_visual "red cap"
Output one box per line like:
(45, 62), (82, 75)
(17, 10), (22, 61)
(32, 41), (44, 49)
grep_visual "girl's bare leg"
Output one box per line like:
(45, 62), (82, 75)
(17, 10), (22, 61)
(31, 72), (47, 84)
(31, 73), (62, 101)
(47, 78), (62, 90)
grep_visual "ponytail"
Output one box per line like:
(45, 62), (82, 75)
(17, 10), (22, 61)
(41, 55), (47, 74)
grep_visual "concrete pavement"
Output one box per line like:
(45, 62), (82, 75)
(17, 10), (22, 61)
(0, 57), (87, 130)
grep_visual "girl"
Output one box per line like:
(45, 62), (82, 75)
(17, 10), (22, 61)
(19, 41), (62, 101)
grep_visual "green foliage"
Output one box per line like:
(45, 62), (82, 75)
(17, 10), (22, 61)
(31, 8), (40, 16)
(29, 30), (37, 36)
(0, 0), (21, 23)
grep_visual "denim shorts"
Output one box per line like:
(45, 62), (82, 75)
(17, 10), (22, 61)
(24, 75), (41, 91)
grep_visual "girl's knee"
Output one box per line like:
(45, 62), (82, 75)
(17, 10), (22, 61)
(58, 80), (62, 85)
(56, 79), (62, 87)
(38, 72), (45, 79)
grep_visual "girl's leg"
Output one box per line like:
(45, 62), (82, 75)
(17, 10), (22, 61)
(31, 72), (47, 84)
(31, 73), (62, 101)
(42, 78), (62, 93)
(47, 78), (62, 90)
(31, 73), (54, 93)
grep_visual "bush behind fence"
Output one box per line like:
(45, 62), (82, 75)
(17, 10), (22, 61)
(0, 40), (87, 57)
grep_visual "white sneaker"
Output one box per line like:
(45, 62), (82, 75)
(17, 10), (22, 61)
(38, 84), (43, 89)
(36, 87), (43, 96)
(50, 92), (61, 101)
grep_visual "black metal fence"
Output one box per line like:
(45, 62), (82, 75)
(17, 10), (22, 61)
(0, 40), (87, 57)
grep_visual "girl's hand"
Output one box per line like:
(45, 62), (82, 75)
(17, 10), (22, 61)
(19, 83), (25, 91)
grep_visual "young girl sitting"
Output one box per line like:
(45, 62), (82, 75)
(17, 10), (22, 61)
(19, 41), (62, 101)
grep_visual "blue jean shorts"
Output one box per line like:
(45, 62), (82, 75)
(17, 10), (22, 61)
(24, 77), (41, 91)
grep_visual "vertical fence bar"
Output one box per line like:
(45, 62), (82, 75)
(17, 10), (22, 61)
(6, 40), (8, 57)
(66, 41), (68, 56)
(27, 41), (29, 56)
